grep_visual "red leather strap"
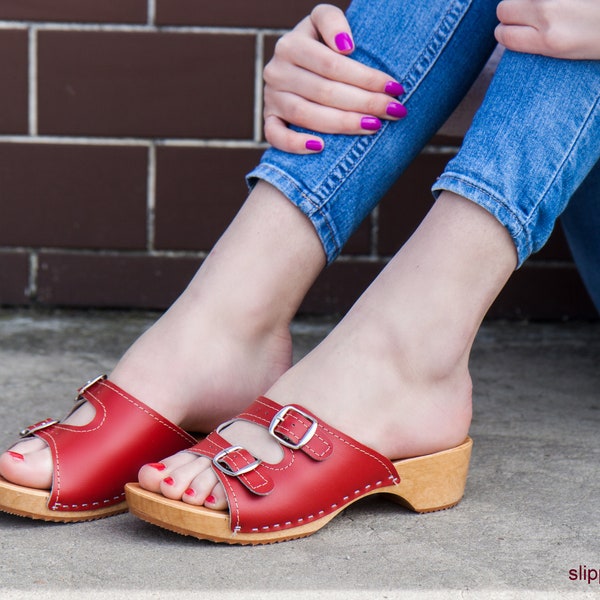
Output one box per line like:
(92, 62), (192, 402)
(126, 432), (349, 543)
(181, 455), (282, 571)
(25, 377), (196, 512)
(192, 396), (400, 534)
(188, 432), (274, 495)
(239, 397), (333, 461)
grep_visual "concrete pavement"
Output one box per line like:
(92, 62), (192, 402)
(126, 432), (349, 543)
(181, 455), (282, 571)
(0, 309), (599, 599)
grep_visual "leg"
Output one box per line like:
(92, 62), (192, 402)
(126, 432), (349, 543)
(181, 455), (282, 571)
(0, 181), (326, 489)
(134, 0), (505, 503)
(137, 39), (600, 521)
(249, 0), (500, 263)
(0, 0), (501, 517)
(137, 190), (515, 508)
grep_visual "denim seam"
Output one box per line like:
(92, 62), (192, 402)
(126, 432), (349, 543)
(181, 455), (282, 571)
(399, 0), (472, 98)
(314, 0), (473, 202)
(298, 0), (475, 259)
(310, 130), (385, 207)
(433, 172), (526, 255)
(248, 164), (341, 254)
(301, 130), (388, 259)
(520, 94), (600, 238)
(437, 94), (600, 265)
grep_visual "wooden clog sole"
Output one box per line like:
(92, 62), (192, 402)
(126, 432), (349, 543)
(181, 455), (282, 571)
(0, 477), (127, 522)
(125, 436), (473, 545)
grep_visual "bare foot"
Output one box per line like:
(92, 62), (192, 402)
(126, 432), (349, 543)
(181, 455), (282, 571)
(137, 300), (473, 510)
(0, 294), (293, 491)
(0, 181), (326, 495)
(136, 192), (516, 512)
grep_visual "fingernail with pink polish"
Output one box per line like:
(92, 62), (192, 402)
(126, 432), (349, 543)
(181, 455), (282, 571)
(305, 139), (323, 152)
(8, 451), (24, 461)
(386, 102), (407, 118)
(184, 488), (195, 497)
(335, 32), (353, 52)
(163, 476), (175, 486)
(361, 116), (381, 131)
(205, 495), (216, 504)
(385, 81), (405, 96)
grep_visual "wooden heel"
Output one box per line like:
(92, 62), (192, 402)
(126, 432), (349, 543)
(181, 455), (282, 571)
(386, 436), (473, 513)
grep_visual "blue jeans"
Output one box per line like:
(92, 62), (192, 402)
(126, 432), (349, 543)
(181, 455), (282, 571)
(248, 0), (600, 311)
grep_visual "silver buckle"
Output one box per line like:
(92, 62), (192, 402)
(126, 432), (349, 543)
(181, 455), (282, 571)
(212, 446), (262, 477)
(20, 418), (59, 438)
(268, 406), (318, 450)
(76, 375), (107, 400)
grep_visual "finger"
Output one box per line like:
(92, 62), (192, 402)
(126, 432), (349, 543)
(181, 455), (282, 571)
(266, 63), (406, 120)
(275, 31), (404, 97)
(310, 4), (355, 54)
(496, 0), (537, 26)
(266, 91), (383, 136)
(494, 23), (544, 54)
(264, 114), (324, 154)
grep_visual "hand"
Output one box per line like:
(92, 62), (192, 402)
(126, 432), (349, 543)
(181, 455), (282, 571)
(495, 0), (600, 60)
(263, 4), (407, 154)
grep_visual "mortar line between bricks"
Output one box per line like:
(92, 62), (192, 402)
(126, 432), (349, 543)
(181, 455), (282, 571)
(421, 145), (460, 154)
(0, 135), (269, 149)
(27, 27), (37, 136)
(0, 246), (397, 263)
(0, 21), (289, 36)
(0, 136), (453, 153)
(27, 252), (38, 300)
(254, 33), (265, 143)
(370, 206), (380, 257)
(147, 144), (156, 252)
(147, 0), (156, 26)
(7, 248), (210, 259)
(0, 23), (27, 30)
(3, 247), (573, 268)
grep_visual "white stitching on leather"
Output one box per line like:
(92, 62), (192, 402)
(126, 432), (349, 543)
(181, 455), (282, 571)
(48, 378), (193, 509)
(247, 476), (397, 532)
(101, 380), (193, 443)
(277, 411), (331, 458)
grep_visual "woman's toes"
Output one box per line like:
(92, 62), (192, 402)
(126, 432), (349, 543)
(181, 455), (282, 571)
(181, 467), (225, 508)
(158, 456), (215, 500)
(138, 452), (197, 492)
(139, 452), (226, 508)
(203, 482), (228, 510)
(0, 440), (53, 489)
(0, 401), (98, 490)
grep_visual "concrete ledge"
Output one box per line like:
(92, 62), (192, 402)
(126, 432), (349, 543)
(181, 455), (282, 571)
(0, 310), (598, 596)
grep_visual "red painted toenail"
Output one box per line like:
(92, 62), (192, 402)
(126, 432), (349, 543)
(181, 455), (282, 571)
(147, 462), (166, 471)
(163, 477), (175, 486)
(184, 488), (195, 497)
(8, 451), (24, 461)
(205, 494), (216, 504)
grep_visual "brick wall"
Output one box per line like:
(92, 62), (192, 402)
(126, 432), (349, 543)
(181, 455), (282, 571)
(0, 1), (595, 318)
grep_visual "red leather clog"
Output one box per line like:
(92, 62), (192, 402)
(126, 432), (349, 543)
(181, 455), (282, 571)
(125, 396), (472, 544)
(0, 375), (196, 522)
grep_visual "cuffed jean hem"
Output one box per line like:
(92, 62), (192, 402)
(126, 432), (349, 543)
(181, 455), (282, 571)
(247, 0), (500, 265)
(432, 174), (529, 267)
(247, 164), (343, 263)
(433, 50), (600, 269)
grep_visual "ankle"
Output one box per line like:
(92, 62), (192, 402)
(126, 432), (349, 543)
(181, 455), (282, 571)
(358, 311), (474, 453)
(348, 294), (474, 389)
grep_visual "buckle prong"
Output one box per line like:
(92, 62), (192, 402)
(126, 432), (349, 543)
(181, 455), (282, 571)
(19, 418), (59, 438)
(212, 446), (262, 477)
(268, 406), (318, 450)
(76, 374), (107, 400)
